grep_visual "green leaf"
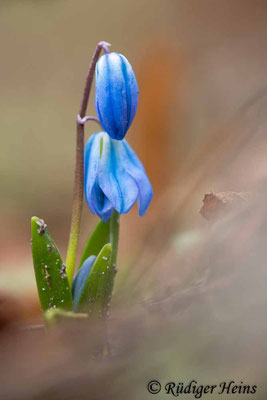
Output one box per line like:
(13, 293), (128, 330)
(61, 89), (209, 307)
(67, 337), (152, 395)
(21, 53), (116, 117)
(78, 243), (116, 318)
(31, 216), (73, 312)
(79, 219), (110, 269)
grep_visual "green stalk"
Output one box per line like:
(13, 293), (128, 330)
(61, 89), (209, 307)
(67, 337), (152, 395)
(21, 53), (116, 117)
(65, 41), (110, 285)
(109, 210), (120, 268)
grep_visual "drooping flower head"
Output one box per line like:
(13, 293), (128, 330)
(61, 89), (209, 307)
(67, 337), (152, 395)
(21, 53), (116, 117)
(95, 53), (138, 140)
(84, 132), (152, 222)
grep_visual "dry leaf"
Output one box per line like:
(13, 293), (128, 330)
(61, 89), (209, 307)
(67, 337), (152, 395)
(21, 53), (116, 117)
(200, 191), (250, 221)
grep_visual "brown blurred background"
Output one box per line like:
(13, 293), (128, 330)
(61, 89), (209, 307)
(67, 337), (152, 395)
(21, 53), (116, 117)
(0, 1), (267, 398)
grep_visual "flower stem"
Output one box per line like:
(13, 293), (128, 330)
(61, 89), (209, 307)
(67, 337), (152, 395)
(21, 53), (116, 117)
(77, 115), (102, 128)
(66, 41), (111, 286)
(109, 210), (120, 268)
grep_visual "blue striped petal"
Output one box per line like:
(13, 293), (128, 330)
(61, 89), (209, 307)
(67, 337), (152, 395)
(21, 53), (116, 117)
(72, 255), (96, 311)
(84, 132), (152, 221)
(84, 132), (101, 214)
(95, 52), (138, 140)
(122, 140), (153, 216)
(84, 132), (114, 222)
(97, 133), (122, 212)
(98, 136), (139, 214)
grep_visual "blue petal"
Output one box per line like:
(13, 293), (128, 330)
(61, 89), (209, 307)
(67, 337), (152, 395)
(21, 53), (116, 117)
(84, 132), (152, 221)
(122, 140), (153, 216)
(95, 53), (138, 140)
(98, 134), (139, 214)
(84, 132), (102, 214)
(98, 133), (123, 212)
(119, 54), (139, 132)
(72, 256), (96, 311)
(84, 132), (114, 222)
(111, 139), (139, 213)
(90, 180), (114, 222)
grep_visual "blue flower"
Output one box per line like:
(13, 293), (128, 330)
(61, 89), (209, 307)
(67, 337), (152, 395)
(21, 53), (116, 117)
(95, 52), (138, 140)
(72, 256), (96, 312)
(84, 131), (153, 222)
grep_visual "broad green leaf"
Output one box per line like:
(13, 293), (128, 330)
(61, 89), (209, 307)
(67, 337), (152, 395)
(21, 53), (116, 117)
(79, 219), (110, 269)
(78, 243), (116, 318)
(31, 216), (73, 312)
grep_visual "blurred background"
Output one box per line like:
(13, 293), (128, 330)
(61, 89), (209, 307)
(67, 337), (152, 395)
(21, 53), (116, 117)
(0, 0), (267, 399)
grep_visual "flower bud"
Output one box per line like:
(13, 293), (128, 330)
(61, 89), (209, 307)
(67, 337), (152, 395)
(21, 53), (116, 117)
(95, 52), (138, 140)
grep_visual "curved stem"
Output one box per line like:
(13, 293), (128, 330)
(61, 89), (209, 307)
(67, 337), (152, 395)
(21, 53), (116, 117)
(66, 41), (111, 286)
(77, 114), (102, 128)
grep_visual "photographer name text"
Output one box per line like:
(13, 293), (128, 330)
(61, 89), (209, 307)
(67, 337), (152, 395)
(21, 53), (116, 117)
(147, 380), (257, 397)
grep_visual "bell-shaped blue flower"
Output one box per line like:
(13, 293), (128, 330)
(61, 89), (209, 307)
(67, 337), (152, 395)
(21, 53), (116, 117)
(95, 52), (138, 140)
(84, 131), (152, 222)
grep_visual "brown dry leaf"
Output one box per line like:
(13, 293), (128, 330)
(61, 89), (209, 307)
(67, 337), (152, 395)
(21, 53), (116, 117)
(200, 191), (251, 221)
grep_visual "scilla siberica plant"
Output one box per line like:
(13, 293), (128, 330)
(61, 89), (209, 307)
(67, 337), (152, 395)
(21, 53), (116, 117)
(31, 42), (152, 325)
